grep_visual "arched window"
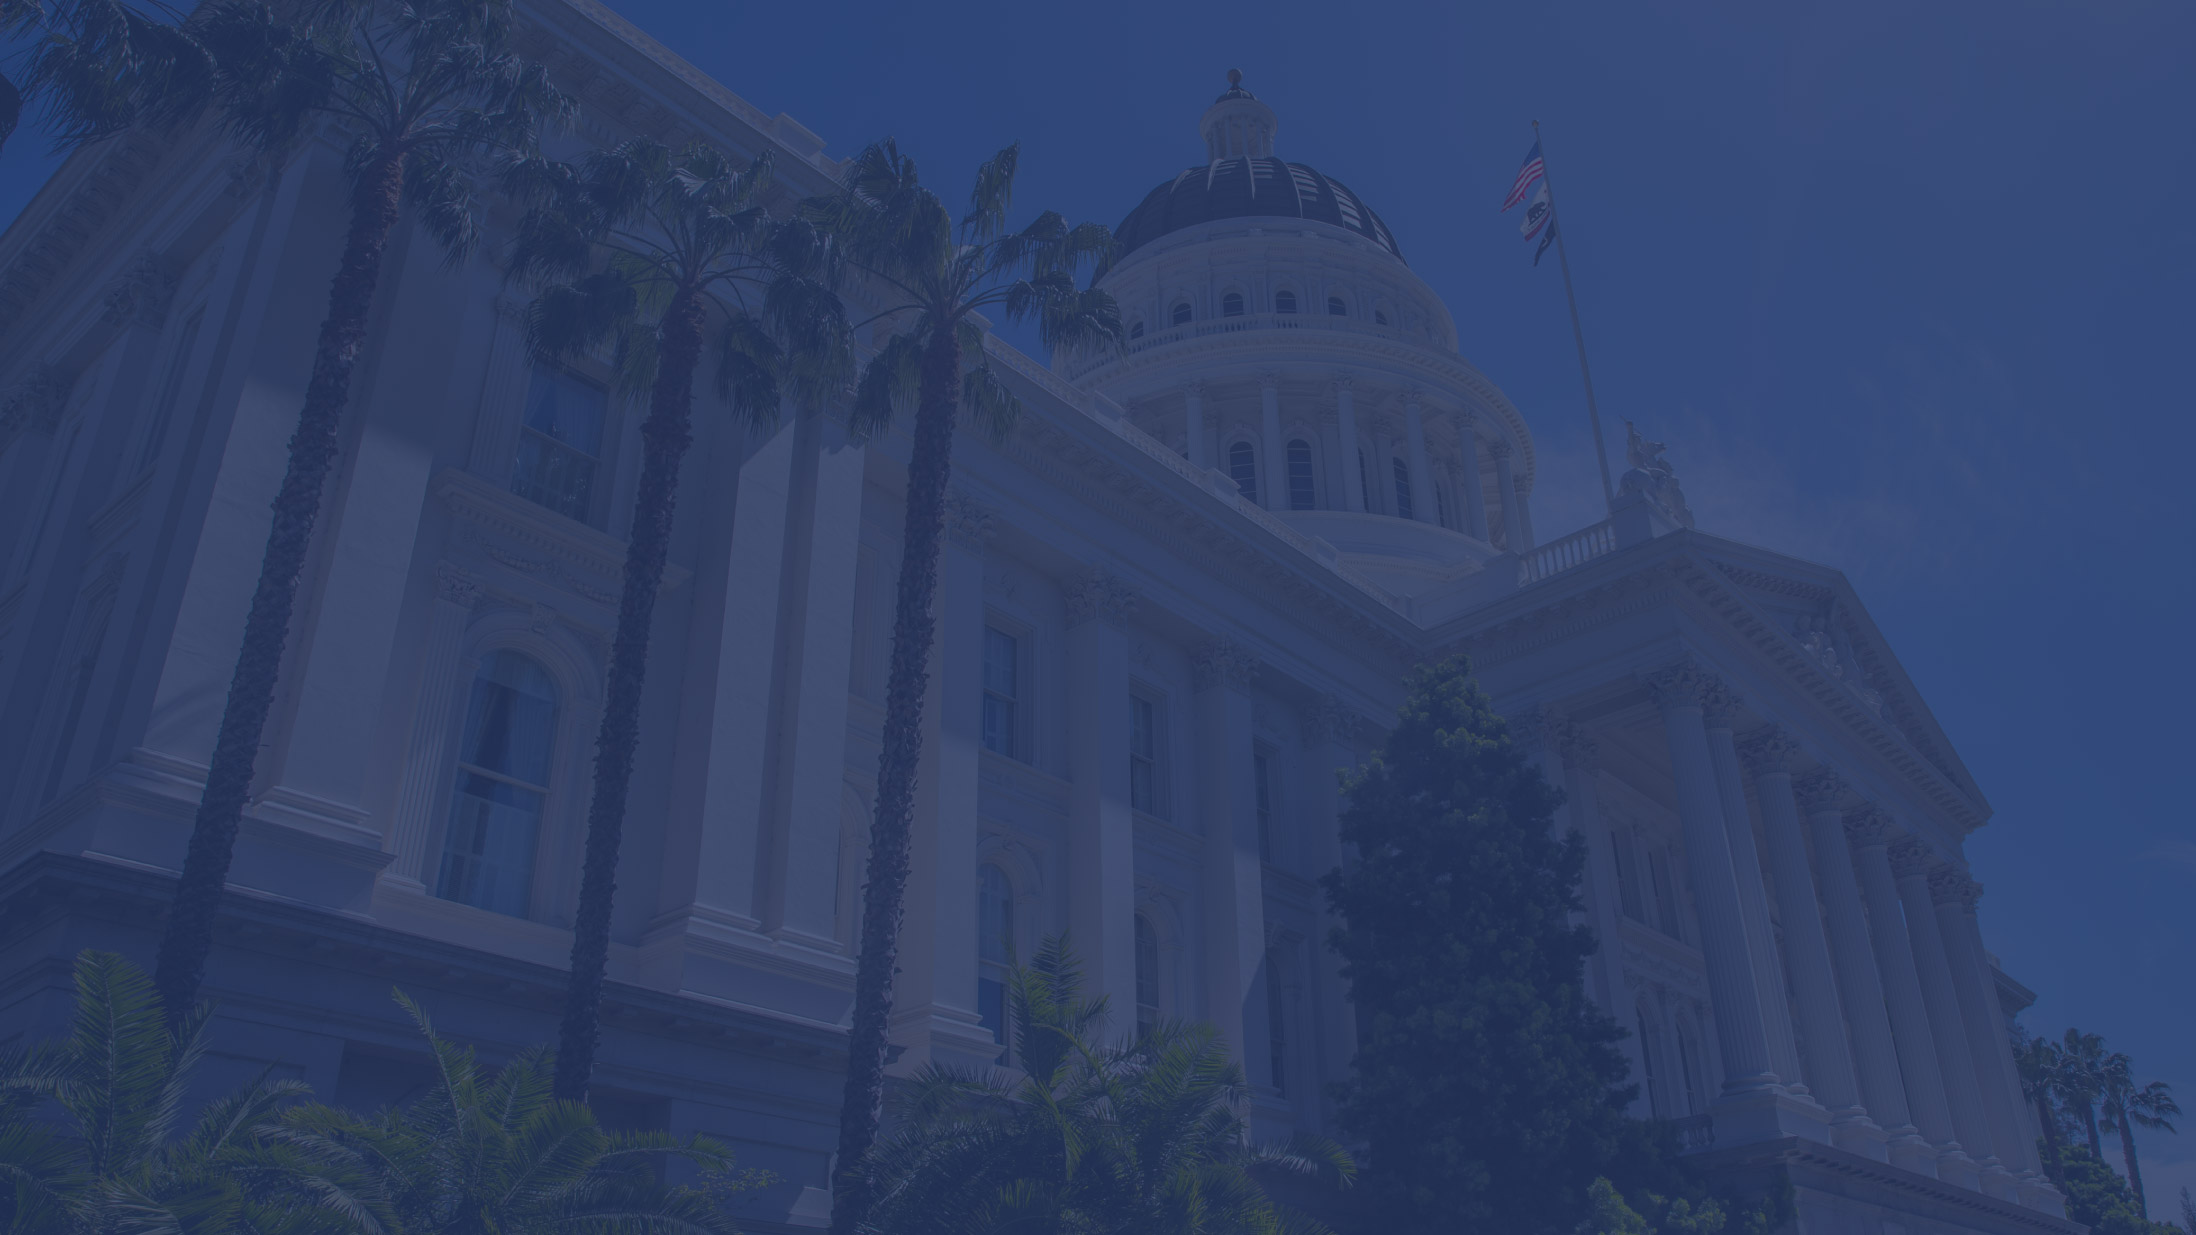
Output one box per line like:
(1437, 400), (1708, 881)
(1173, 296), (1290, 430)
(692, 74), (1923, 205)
(1265, 947), (1290, 1095)
(438, 651), (558, 917)
(1391, 458), (1414, 521)
(1129, 320), (1145, 339)
(1171, 301), (1192, 326)
(1637, 1009), (1667, 1117)
(1134, 914), (1161, 1039)
(1327, 295), (1347, 316)
(1285, 439), (1315, 510)
(1228, 440), (1257, 503)
(977, 864), (1015, 1045)
(1373, 309), (1389, 326)
(1274, 289), (1298, 314)
(1221, 291), (1245, 317)
(1357, 449), (1373, 513)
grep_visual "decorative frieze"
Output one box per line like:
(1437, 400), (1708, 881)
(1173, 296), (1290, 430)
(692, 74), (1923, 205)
(1192, 637), (1258, 691)
(1699, 679), (1744, 729)
(434, 563), (483, 609)
(1642, 659), (1719, 712)
(1064, 567), (1137, 630)
(1885, 835), (1936, 878)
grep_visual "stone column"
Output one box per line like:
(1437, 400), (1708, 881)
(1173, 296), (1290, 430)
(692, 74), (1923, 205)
(1185, 380), (1208, 470)
(1795, 774), (1934, 1173)
(1552, 717), (1640, 1074)
(892, 490), (996, 1070)
(384, 564), (481, 891)
(1643, 662), (1777, 1095)
(1300, 696), (1359, 1134)
(1948, 884), (2063, 1210)
(1491, 439), (1530, 551)
(1334, 376), (1365, 514)
(1194, 639), (1266, 1072)
(1402, 395), (1438, 525)
(1456, 412), (1490, 540)
(1848, 809), (1971, 1183)
(766, 418), (867, 946)
(1701, 690), (1808, 1100)
(1066, 569), (1140, 1019)
(1259, 375), (1286, 512)
(1931, 868), (2043, 1185)
(1741, 730), (1879, 1155)
(1891, 836), (2003, 1191)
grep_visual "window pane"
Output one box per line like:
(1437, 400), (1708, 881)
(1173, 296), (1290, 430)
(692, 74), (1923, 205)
(522, 364), (606, 452)
(460, 652), (559, 785)
(978, 865), (1013, 964)
(978, 976), (1006, 1045)
(1171, 302), (1192, 325)
(438, 772), (543, 917)
(1392, 458), (1414, 521)
(1129, 696), (1155, 758)
(1135, 915), (1160, 1038)
(1327, 296), (1346, 316)
(982, 627), (1018, 757)
(1275, 290), (1297, 314)
(512, 366), (606, 522)
(1222, 292), (1244, 317)
(1228, 441), (1257, 503)
(1357, 450), (1372, 513)
(1649, 849), (1683, 940)
(1286, 440), (1315, 510)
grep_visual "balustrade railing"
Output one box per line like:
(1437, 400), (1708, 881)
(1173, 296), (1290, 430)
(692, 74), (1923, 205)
(1670, 1113), (1715, 1154)
(1517, 518), (1618, 585)
(1057, 311), (1422, 380)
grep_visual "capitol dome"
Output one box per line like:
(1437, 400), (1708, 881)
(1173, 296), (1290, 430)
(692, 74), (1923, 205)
(1058, 72), (1544, 606)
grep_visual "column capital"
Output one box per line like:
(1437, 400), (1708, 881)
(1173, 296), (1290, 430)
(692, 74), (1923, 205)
(1552, 712), (1602, 773)
(1642, 659), (1722, 712)
(1454, 407), (1478, 432)
(1331, 370), (1356, 392)
(1885, 835), (1937, 879)
(1738, 726), (1803, 776)
(1699, 680), (1745, 729)
(1488, 438), (1514, 461)
(1184, 378), (1206, 399)
(434, 562), (482, 608)
(1928, 865), (1981, 909)
(1258, 369), (1282, 391)
(943, 488), (997, 551)
(1065, 568), (1137, 630)
(1192, 637), (1259, 692)
(1842, 802), (1895, 848)
(1793, 767), (1851, 813)
(1300, 695), (1362, 748)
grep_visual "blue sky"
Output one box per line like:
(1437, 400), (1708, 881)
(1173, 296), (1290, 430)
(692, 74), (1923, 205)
(5, 0), (2191, 1206)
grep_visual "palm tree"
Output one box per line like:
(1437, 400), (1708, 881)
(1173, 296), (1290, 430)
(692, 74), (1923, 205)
(2060, 1028), (2110, 1157)
(864, 935), (1353, 1235)
(503, 136), (849, 1103)
(2016, 1034), (2069, 1185)
(0, 950), (368, 1234)
(801, 139), (1119, 1235)
(0, 0), (209, 152)
(2098, 1056), (2178, 1217)
(272, 991), (746, 1235)
(149, 0), (567, 1020)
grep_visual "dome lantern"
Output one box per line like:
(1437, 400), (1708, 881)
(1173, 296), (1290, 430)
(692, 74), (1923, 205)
(1200, 68), (1277, 161)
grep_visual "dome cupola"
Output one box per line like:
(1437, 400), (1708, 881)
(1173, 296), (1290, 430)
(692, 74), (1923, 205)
(1201, 68), (1277, 160)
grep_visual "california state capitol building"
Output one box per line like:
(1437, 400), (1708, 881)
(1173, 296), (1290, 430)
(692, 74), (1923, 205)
(0, 5), (2073, 1232)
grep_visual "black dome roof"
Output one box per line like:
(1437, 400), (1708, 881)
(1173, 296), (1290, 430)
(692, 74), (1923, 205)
(1115, 157), (1405, 264)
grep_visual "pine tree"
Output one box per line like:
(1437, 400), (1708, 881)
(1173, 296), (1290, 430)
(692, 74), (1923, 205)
(1321, 655), (1633, 1235)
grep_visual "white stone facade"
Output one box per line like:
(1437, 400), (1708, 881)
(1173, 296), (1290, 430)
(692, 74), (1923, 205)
(0, 9), (2071, 1234)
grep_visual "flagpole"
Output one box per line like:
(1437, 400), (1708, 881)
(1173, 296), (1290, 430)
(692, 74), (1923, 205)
(1533, 119), (1615, 506)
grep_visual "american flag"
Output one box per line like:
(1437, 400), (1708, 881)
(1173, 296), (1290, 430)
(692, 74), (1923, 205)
(1501, 141), (1545, 211)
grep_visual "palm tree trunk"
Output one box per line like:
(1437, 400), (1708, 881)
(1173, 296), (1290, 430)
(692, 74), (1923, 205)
(2084, 1102), (2102, 1158)
(2036, 1095), (2066, 1186)
(151, 151), (407, 1020)
(552, 285), (708, 1103)
(2119, 1120), (2147, 1217)
(830, 323), (961, 1235)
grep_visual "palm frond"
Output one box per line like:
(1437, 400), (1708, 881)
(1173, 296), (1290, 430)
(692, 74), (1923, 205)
(849, 331), (922, 441)
(960, 142), (1017, 242)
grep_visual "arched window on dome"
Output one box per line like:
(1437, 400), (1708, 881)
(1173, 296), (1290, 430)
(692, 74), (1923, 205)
(978, 864), (1016, 1047)
(438, 650), (559, 918)
(1327, 295), (1347, 317)
(1129, 320), (1144, 339)
(1357, 448), (1373, 513)
(1228, 440), (1258, 503)
(1391, 457), (1414, 521)
(1171, 301), (1192, 326)
(1286, 439), (1315, 510)
(1274, 289), (1297, 314)
(1434, 480), (1450, 528)
(1373, 309), (1390, 326)
(1222, 291), (1245, 317)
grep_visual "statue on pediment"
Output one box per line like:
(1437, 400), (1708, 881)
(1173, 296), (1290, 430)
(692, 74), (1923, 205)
(1619, 419), (1695, 528)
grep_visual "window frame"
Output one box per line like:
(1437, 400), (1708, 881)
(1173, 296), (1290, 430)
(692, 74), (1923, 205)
(1284, 439), (1316, 511)
(1273, 288), (1298, 314)
(977, 862), (1018, 1051)
(1326, 295), (1347, 317)
(1391, 457), (1414, 521)
(1220, 290), (1246, 318)
(510, 362), (615, 528)
(1226, 438), (1259, 504)
(1170, 301), (1193, 326)
(1127, 688), (1165, 816)
(1134, 912), (1162, 1040)
(980, 619), (1027, 761)
(435, 649), (563, 920)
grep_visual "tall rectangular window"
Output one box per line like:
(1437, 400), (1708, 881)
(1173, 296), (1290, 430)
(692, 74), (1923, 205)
(1134, 914), (1161, 1040)
(981, 626), (1018, 758)
(1611, 832), (1645, 922)
(1128, 694), (1158, 813)
(1648, 848), (1684, 940)
(1391, 458), (1414, 521)
(1285, 439), (1316, 510)
(1253, 748), (1274, 863)
(511, 364), (607, 523)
